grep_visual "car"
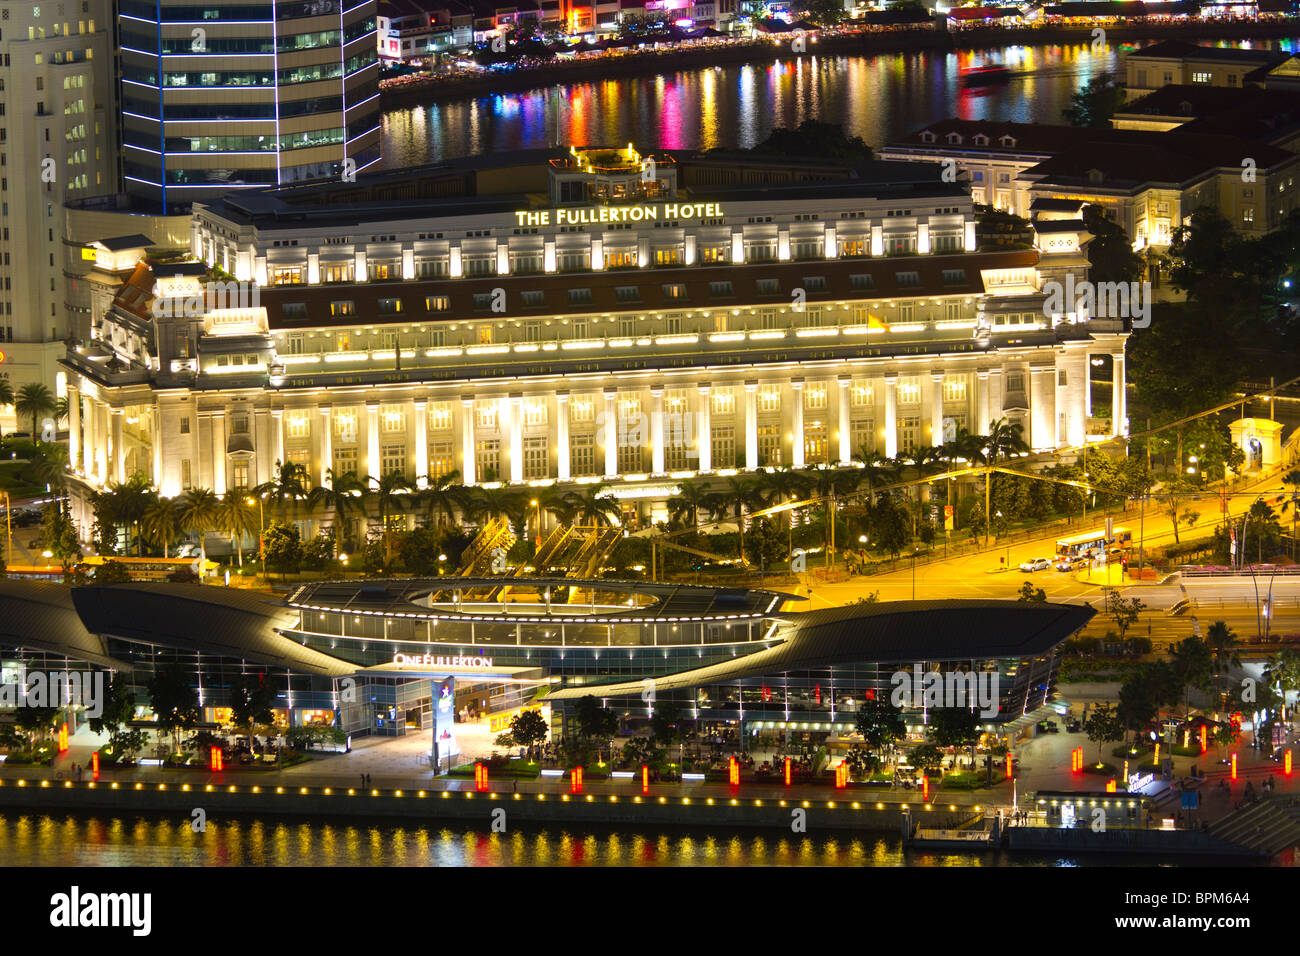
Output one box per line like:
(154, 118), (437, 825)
(1019, 557), (1051, 572)
(27, 537), (43, 549)
(1056, 557), (1086, 571)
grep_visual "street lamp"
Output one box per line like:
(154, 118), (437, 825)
(911, 545), (920, 600)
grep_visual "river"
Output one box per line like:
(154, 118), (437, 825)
(379, 38), (1300, 167)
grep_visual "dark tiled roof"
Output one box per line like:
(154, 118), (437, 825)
(97, 233), (156, 252)
(1124, 40), (1288, 65)
(259, 251), (1036, 330)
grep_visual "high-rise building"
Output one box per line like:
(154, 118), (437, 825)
(0, 0), (116, 414)
(118, 0), (381, 214)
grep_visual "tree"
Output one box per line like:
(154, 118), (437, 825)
(565, 484), (621, 527)
(849, 696), (903, 755)
(1118, 660), (1179, 743)
(145, 666), (200, 755)
(1264, 648), (1300, 721)
(869, 495), (909, 559)
(1083, 702), (1124, 764)
(308, 469), (368, 551)
(667, 478), (710, 529)
(177, 487), (219, 567)
(572, 695), (618, 741)
(844, 745), (879, 781)
(0, 376), (13, 441)
(215, 494), (261, 567)
(1205, 621), (1240, 695)
(253, 459), (310, 521)
(42, 500), (81, 570)
(397, 526), (444, 576)
(649, 702), (684, 749)
(1017, 581), (1047, 602)
(743, 516), (786, 573)
(419, 470), (468, 527)
(140, 495), (182, 557)
(1082, 203), (1145, 284)
(14, 382), (56, 438)
(372, 470), (413, 563)
(228, 671), (278, 753)
(95, 559), (132, 583)
(14, 706), (61, 751)
(907, 744), (943, 774)
(23, 442), (69, 490)
(509, 709), (548, 753)
(751, 120), (871, 165)
(1105, 589), (1145, 641)
(263, 521), (303, 577)
(1168, 636), (1214, 719)
(1063, 72), (1125, 128)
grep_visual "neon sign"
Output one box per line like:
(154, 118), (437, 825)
(393, 654), (494, 669)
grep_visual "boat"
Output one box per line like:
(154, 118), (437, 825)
(960, 65), (1012, 87)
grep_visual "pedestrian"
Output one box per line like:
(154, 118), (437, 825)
(513, 779), (518, 793)
(360, 773), (365, 788)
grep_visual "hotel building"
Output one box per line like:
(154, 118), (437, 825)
(61, 145), (1128, 533)
(118, 0), (382, 213)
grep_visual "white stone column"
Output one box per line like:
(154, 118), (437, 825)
(82, 395), (94, 481)
(556, 391), (570, 481)
(650, 385), (665, 475)
(318, 406), (333, 487)
(508, 394), (523, 483)
(930, 371), (945, 448)
(744, 381), (758, 470)
(68, 386), (80, 470)
(697, 384), (712, 473)
(365, 402), (380, 486)
(791, 380), (805, 468)
(1112, 352), (1127, 438)
(603, 389), (618, 478)
(270, 407), (284, 475)
(976, 369), (991, 436)
(461, 397), (476, 485)
(212, 410), (226, 495)
(1029, 366), (1049, 451)
(837, 375), (851, 463)
(110, 408), (125, 484)
(1083, 352), (1093, 418)
(883, 374), (899, 458)
(412, 399), (428, 488)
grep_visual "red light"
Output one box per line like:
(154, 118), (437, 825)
(571, 766), (583, 794)
(922, 776), (929, 801)
(1105, 779), (1117, 793)
(1200, 725), (1207, 754)
(1070, 747), (1082, 773)
(210, 746), (223, 772)
(91, 752), (99, 780)
(728, 756), (739, 787)
(1007, 751), (1014, 779)
(835, 761), (847, 789)
(1286, 750), (1293, 776)
(1231, 753), (1238, 781)
(57, 723), (68, 753)
(475, 762), (489, 792)
(814, 684), (821, 706)
(863, 688), (875, 701)
(641, 764), (649, 795)
(761, 686), (771, 703)
(784, 757), (792, 787)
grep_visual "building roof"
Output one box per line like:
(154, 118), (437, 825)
(259, 251), (1034, 331)
(96, 234), (156, 252)
(0, 581), (128, 669)
(1024, 132), (1294, 188)
(548, 599), (1095, 699)
(1123, 40), (1288, 66)
(1029, 197), (1086, 213)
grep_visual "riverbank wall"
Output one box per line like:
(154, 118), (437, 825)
(1007, 824), (1260, 857)
(0, 777), (971, 833)
(379, 20), (1300, 108)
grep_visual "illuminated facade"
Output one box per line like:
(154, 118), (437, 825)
(63, 145), (1128, 533)
(118, 0), (382, 213)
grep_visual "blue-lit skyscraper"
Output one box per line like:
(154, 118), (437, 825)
(118, 0), (381, 213)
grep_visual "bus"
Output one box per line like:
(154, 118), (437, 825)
(1055, 527), (1132, 562)
(81, 555), (220, 582)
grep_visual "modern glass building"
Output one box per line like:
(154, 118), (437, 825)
(118, 0), (381, 212)
(0, 578), (1093, 748)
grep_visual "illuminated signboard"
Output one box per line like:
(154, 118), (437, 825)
(392, 653), (494, 669)
(514, 202), (724, 228)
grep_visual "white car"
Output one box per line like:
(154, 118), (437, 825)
(1019, 557), (1051, 572)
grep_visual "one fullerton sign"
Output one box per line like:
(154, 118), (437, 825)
(514, 202), (724, 227)
(392, 653), (494, 669)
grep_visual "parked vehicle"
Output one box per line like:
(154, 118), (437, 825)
(1019, 557), (1051, 572)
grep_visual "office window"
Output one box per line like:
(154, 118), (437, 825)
(286, 412), (309, 439)
(381, 443), (406, 477)
(381, 405), (405, 433)
(523, 437), (548, 479)
(475, 439), (501, 481)
(757, 424), (781, 466)
(333, 410), (358, 443)
(711, 426), (735, 469)
(230, 460), (250, 490)
(758, 386), (781, 413)
(180, 459), (192, 490)
(570, 434), (596, 476)
(428, 442), (454, 481)
(429, 402), (453, 431)
(475, 401), (498, 430)
(711, 387), (735, 416)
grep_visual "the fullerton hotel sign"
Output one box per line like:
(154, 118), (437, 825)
(513, 202), (724, 228)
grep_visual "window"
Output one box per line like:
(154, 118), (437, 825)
(606, 250), (636, 269)
(381, 406), (405, 433)
(851, 419), (875, 456)
(521, 290), (544, 307)
(477, 326), (493, 345)
(473, 293), (495, 311)
(377, 298), (402, 314)
(801, 276), (827, 293)
(942, 378), (967, 403)
(570, 434), (596, 476)
(711, 426), (735, 469)
(803, 385), (827, 410)
(709, 281), (733, 298)
(570, 397), (595, 424)
(850, 274), (875, 291)
(179, 415), (191, 435)
(475, 439), (501, 481)
(662, 284), (686, 300)
(272, 267), (302, 285)
(896, 271), (920, 288)
(757, 424), (781, 467)
(941, 269), (966, 285)
(615, 286), (640, 303)
(333, 410), (358, 443)
(711, 387), (735, 416)
(654, 248), (680, 266)
(429, 402), (453, 430)
(230, 460), (250, 490)
(665, 315), (682, 334)
(896, 379), (920, 405)
(755, 277), (780, 295)
(804, 422), (827, 465)
(180, 459), (192, 491)
(898, 416), (920, 455)
(569, 288), (593, 305)
(760, 309), (778, 330)
(523, 437), (548, 479)
(476, 401), (498, 430)
(524, 401), (547, 428)
(230, 413), (249, 435)
(286, 412), (309, 439)
(1006, 372), (1025, 392)
(1057, 368), (1068, 388)
(700, 245), (727, 264)
(850, 382), (873, 407)
(428, 442), (454, 481)
(381, 443), (406, 477)
(759, 386), (781, 414)
(329, 300), (354, 316)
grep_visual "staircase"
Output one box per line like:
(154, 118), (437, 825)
(533, 524), (622, 582)
(458, 517), (516, 576)
(1208, 794), (1300, 856)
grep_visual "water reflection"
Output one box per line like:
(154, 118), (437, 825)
(380, 38), (1300, 167)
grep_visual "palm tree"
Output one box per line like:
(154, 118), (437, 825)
(464, 485), (528, 528)
(177, 487), (219, 566)
(215, 494), (261, 567)
(253, 459), (311, 520)
(21, 442), (68, 490)
(537, 484), (579, 527)
(15, 383), (56, 440)
(984, 417), (1029, 463)
(1279, 468), (1300, 562)
(851, 449), (901, 506)
(1206, 620), (1240, 706)
(667, 477), (711, 529)
(0, 376), (13, 442)
(705, 475), (763, 565)
(372, 471), (413, 561)
(565, 483), (620, 527)
(140, 495), (182, 557)
(307, 469), (368, 549)
(754, 466), (811, 531)
(1264, 648), (1300, 723)
(94, 473), (154, 555)
(418, 471), (468, 528)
